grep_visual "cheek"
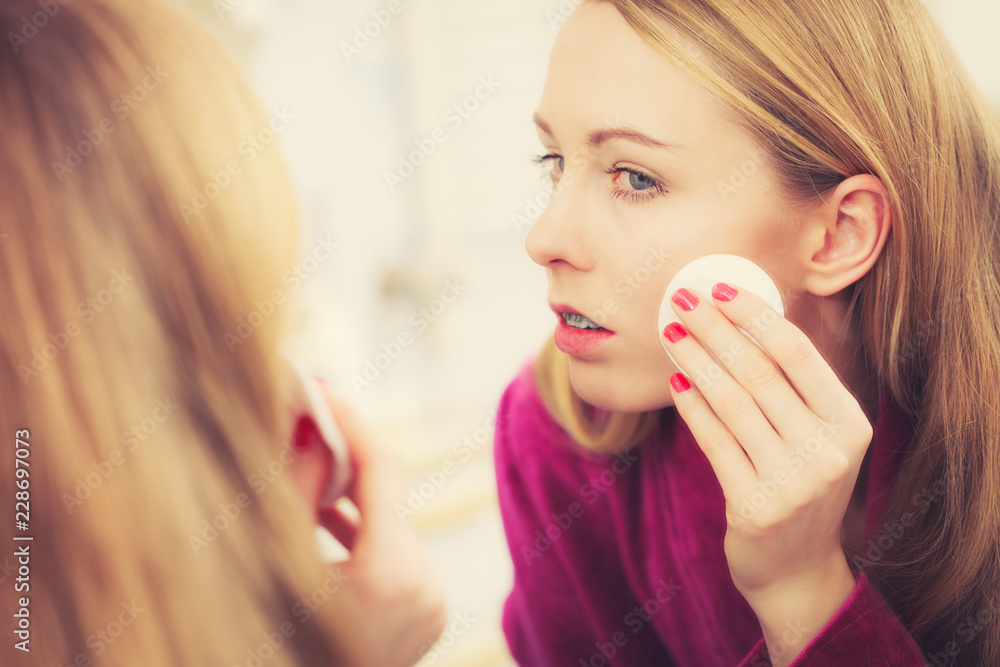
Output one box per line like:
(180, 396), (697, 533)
(607, 224), (680, 302)
(608, 248), (675, 337)
(734, 212), (801, 294)
(617, 265), (678, 371)
(745, 210), (798, 255)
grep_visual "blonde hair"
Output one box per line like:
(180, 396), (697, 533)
(0, 0), (349, 664)
(535, 0), (1000, 662)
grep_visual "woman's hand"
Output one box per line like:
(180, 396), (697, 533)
(663, 283), (873, 666)
(314, 387), (447, 667)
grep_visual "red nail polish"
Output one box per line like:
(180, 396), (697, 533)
(712, 282), (738, 302)
(670, 373), (691, 393)
(292, 414), (318, 452)
(663, 322), (688, 343)
(671, 288), (699, 312)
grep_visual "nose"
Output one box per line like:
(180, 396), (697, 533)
(524, 174), (596, 272)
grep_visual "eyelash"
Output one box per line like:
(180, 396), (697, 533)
(533, 152), (562, 171)
(532, 153), (668, 204)
(605, 164), (668, 204)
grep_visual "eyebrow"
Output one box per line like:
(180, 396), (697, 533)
(533, 112), (686, 151)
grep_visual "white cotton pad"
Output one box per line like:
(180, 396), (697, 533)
(658, 254), (784, 370)
(284, 357), (353, 507)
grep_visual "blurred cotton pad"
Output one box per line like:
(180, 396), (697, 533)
(658, 254), (784, 370)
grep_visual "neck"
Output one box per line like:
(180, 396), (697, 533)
(790, 289), (880, 427)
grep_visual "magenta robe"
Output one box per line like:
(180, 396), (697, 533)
(494, 361), (927, 666)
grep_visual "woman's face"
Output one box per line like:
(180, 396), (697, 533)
(528, 0), (802, 413)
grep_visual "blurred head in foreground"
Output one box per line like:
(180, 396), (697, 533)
(0, 0), (350, 663)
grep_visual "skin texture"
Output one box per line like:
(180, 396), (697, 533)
(527, 2), (893, 663)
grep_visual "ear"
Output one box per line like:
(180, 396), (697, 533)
(800, 174), (892, 297)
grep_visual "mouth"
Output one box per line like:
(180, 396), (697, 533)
(560, 311), (610, 331)
(550, 305), (616, 356)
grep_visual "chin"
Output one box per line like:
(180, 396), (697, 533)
(567, 358), (676, 414)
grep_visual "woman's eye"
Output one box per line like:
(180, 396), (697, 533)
(533, 153), (564, 179)
(606, 164), (667, 203)
(625, 170), (655, 191)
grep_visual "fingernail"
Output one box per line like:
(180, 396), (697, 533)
(662, 322), (688, 343)
(670, 373), (691, 393)
(671, 288), (699, 311)
(292, 414), (318, 452)
(712, 282), (738, 302)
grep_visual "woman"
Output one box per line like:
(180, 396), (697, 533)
(496, 0), (1000, 665)
(0, 0), (443, 664)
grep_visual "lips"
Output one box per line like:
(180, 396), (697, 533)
(550, 304), (616, 356)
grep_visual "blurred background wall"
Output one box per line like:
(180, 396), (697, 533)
(170, 1), (1000, 665)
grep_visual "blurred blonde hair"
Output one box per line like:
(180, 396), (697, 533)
(536, 0), (1000, 662)
(0, 0), (349, 664)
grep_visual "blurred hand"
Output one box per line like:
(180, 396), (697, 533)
(315, 387), (447, 667)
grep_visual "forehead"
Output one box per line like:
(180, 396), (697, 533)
(537, 1), (732, 147)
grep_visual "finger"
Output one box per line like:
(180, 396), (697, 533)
(289, 415), (335, 512)
(669, 371), (758, 497)
(318, 385), (412, 550)
(709, 283), (862, 429)
(318, 503), (360, 552)
(674, 283), (816, 442)
(665, 291), (785, 469)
